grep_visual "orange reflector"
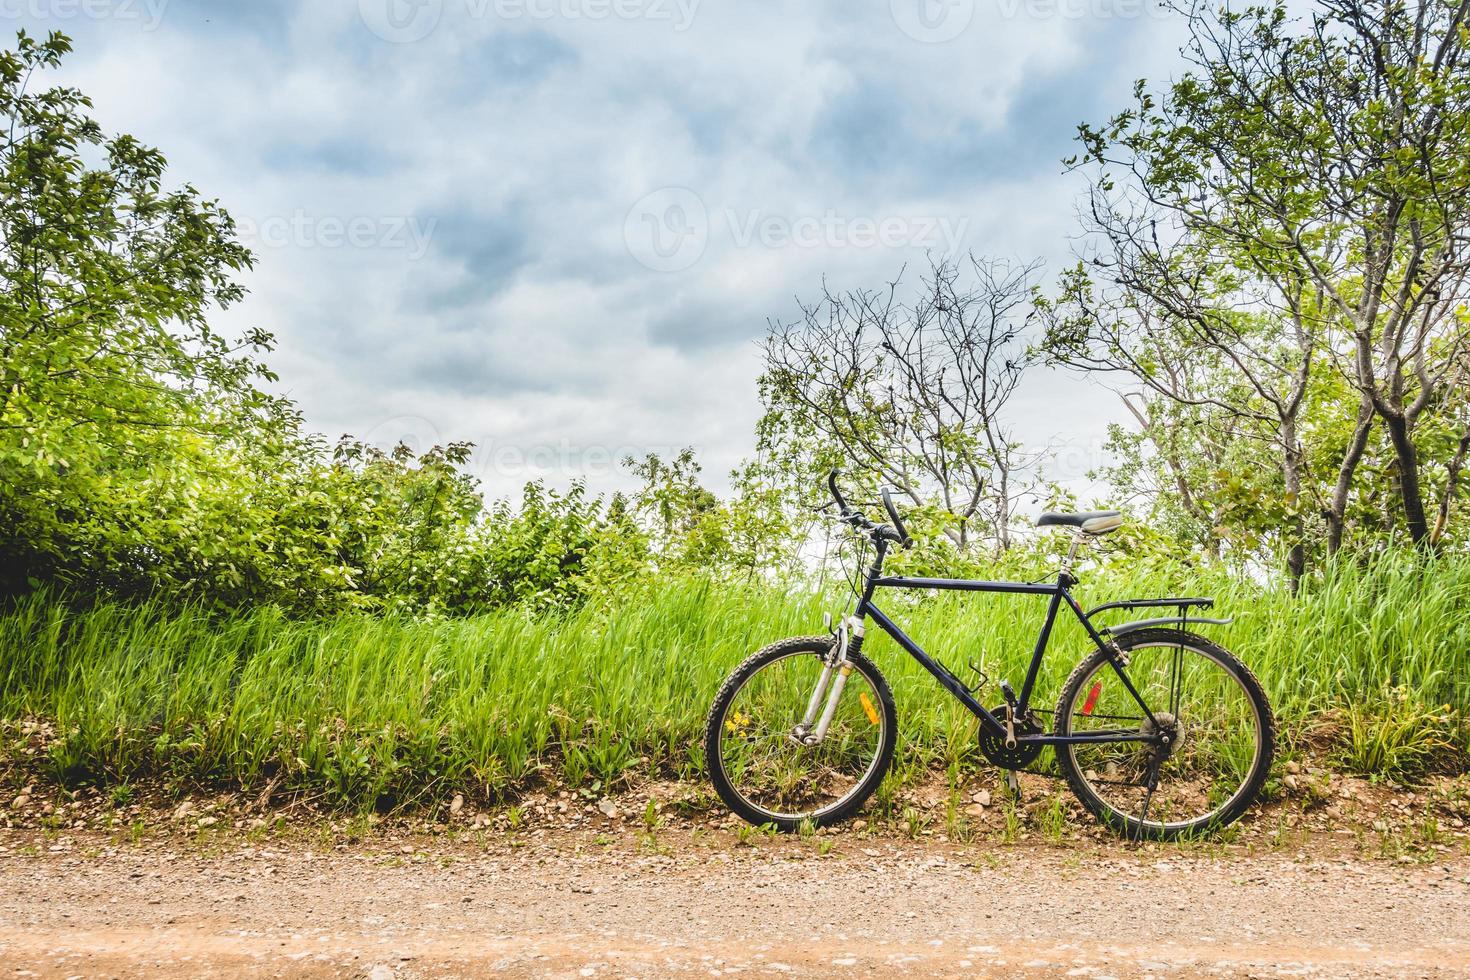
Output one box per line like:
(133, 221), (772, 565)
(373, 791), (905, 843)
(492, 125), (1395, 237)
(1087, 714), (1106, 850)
(859, 691), (881, 725)
(1081, 681), (1102, 716)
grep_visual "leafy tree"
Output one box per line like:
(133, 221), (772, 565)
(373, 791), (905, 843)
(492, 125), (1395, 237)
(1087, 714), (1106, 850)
(1045, 0), (1470, 578)
(622, 449), (802, 578)
(0, 31), (292, 598)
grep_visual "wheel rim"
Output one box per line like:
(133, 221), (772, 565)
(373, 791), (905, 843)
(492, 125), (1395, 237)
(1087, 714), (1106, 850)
(1061, 641), (1266, 834)
(714, 650), (888, 823)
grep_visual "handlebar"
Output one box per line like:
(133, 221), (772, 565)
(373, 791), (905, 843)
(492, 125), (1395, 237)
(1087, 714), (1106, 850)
(827, 471), (850, 514)
(826, 471), (913, 549)
(880, 487), (910, 546)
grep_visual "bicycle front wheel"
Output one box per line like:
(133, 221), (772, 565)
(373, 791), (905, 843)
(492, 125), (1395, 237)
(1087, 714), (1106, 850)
(703, 636), (896, 831)
(1054, 628), (1274, 840)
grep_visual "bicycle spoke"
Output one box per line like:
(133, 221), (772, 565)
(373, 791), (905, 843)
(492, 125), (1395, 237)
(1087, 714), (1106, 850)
(715, 649), (886, 822)
(1061, 639), (1264, 835)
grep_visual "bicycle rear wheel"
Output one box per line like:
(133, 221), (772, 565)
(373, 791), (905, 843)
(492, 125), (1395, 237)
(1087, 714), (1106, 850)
(704, 636), (896, 831)
(1054, 628), (1274, 840)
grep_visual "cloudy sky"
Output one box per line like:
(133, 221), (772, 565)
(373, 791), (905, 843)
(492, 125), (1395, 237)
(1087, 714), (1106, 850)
(10, 0), (1194, 504)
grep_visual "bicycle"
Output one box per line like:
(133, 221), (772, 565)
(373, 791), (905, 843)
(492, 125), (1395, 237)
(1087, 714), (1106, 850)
(704, 472), (1275, 840)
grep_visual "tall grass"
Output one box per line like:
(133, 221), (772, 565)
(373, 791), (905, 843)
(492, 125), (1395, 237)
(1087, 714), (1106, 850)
(0, 553), (1465, 809)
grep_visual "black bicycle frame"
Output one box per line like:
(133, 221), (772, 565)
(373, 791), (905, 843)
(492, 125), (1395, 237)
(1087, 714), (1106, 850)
(851, 540), (1162, 748)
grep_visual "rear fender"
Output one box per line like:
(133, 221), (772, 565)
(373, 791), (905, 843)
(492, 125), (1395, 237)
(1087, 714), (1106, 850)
(1108, 615), (1234, 638)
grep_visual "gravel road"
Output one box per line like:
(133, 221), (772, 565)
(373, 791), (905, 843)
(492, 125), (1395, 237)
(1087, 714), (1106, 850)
(2, 826), (1468, 979)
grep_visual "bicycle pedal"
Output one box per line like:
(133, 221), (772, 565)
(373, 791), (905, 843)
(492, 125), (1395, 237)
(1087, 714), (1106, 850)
(1005, 769), (1022, 800)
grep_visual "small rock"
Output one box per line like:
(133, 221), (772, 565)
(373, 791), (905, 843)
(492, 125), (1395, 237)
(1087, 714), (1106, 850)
(172, 801), (194, 821)
(197, 816), (219, 828)
(11, 794), (29, 810)
(964, 804), (986, 818)
(449, 794), (464, 816)
(971, 790), (991, 807)
(368, 965), (396, 980)
(597, 798), (618, 819)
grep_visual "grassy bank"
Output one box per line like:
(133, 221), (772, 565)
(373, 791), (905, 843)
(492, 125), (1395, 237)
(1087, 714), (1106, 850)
(1, 555), (1466, 811)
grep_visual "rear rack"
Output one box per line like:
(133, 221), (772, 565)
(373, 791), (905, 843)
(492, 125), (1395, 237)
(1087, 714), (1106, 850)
(1085, 597), (1213, 620)
(1084, 596), (1231, 636)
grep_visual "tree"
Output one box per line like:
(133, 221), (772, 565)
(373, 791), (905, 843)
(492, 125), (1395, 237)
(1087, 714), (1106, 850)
(621, 449), (803, 578)
(761, 255), (1040, 553)
(0, 31), (292, 597)
(1045, 0), (1470, 574)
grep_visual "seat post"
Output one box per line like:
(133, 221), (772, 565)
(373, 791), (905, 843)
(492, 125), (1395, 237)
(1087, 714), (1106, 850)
(1060, 529), (1086, 578)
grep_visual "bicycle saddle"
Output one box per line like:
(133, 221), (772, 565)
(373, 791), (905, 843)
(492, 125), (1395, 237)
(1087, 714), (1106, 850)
(1036, 510), (1124, 534)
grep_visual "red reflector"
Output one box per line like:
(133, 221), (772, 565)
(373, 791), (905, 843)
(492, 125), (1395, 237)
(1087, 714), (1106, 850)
(1081, 681), (1102, 716)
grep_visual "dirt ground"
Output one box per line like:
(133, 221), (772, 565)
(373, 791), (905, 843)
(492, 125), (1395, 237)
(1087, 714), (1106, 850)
(2, 826), (1470, 978)
(3, 770), (1470, 978)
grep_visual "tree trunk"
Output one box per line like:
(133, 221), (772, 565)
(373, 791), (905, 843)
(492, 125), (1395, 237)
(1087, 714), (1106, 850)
(1430, 424), (1470, 546)
(1325, 399), (1374, 556)
(995, 467), (1012, 553)
(1281, 423), (1306, 593)
(1382, 411), (1432, 546)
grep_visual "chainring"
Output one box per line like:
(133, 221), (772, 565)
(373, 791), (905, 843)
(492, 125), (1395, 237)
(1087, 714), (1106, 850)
(978, 704), (1046, 770)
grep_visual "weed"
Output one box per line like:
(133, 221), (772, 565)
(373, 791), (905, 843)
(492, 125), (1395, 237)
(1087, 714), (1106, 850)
(1038, 793), (1068, 844)
(642, 799), (662, 833)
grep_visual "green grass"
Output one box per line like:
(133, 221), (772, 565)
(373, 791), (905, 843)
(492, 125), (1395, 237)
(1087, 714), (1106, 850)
(0, 553), (1465, 811)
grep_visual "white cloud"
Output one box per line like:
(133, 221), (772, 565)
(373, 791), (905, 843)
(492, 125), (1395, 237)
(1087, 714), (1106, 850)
(15, 0), (1193, 505)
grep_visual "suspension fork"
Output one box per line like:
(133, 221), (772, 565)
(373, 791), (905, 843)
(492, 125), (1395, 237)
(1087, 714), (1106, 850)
(797, 615), (864, 744)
